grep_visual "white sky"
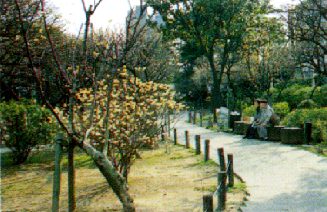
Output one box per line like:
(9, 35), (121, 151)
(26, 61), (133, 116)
(49, 0), (300, 34)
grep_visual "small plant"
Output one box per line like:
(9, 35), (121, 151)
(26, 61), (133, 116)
(228, 182), (247, 193)
(0, 100), (56, 165)
(194, 185), (217, 192)
(242, 105), (257, 117)
(273, 102), (290, 118)
(55, 66), (185, 179)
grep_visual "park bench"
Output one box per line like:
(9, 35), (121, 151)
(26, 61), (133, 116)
(267, 126), (285, 141)
(281, 127), (304, 144)
(233, 121), (251, 135)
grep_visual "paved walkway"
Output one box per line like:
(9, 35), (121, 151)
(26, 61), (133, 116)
(0, 147), (11, 154)
(171, 113), (327, 212)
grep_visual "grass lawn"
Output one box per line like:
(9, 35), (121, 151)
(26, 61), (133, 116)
(299, 143), (327, 157)
(1, 142), (247, 211)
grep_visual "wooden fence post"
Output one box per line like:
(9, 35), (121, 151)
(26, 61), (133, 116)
(227, 154), (234, 187)
(68, 141), (76, 212)
(193, 110), (197, 124)
(218, 148), (226, 171)
(203, 194), (213, 212)
(52, 133), (63, 212)
(167, 112), (171, 137)
(217, 171), (227, 211)
(195, 135), (201, 155)
(304, 122), (312, 144)
(188, 111), (192, 123)
(185, 131), (190, 148)
(173, 128), (177, 145)
(161, 125), (165, 141)
(207, 118), (213, 128)
(200, 110), (203, 127)
(204, 139), (210, 161)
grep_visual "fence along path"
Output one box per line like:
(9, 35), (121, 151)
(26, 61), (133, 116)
(172, 112), (327, 212)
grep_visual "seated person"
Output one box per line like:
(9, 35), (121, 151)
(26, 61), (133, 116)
(244, 99), (273, 140)
(254, 99), (274, 140)
(244, 99), (260, 139)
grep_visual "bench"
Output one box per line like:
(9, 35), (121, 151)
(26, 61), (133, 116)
(281, 127), (304, 144)
(233, 121), (251, 135)
(267, 126), (284, 141)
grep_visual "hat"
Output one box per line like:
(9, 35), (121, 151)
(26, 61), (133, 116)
(256, 98), (268, 103)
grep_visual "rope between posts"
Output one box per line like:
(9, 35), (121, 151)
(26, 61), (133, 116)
(227, 161), (231, 173)
(213, 181), (223, 196)
(203, 148), (234, 212)
(213, 162), (231, 196)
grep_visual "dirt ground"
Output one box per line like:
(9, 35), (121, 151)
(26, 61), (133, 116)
(1, 143), (247, 211)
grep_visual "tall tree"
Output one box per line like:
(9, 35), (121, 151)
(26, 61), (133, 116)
(148, 0), (266, 121)
(288, 0), (326, 76)
(239, 15), (286, 97)
(0, 0), (67, 104)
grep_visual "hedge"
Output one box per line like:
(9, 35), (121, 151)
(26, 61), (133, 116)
(271, 84), (327, 109)
(282, 108), (327, 143)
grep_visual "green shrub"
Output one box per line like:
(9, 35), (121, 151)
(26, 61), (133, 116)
(312, 84), (327, 107)
(242, 105), (257, 117)
(0, 100), (56, 165)
(272, 102), (290, 118)
(280, 85), (312, 109)
(282, 108), (327, 143)
(272, 84), (327, 109)
(297, 99), (318, 109)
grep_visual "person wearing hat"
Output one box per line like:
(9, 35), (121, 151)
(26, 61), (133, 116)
(254, 99), (274, 140)
(244, 99), (261, 139)
(244, 99), (274, 140)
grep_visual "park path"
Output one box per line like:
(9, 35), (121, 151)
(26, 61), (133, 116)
(171, 113), (327, 212)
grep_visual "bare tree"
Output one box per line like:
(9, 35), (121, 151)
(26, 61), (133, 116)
(10, 0), (182, 211)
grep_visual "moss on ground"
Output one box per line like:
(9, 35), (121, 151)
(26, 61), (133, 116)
(228, 182), (247, 193)
(299, 143), (327, 157)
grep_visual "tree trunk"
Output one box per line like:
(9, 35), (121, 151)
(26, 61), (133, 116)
(79, 142), (135, 212)
(83, 12), (91, 56)
(52, 133), (63, 212)
(13, 149), (30, 165)
(207, 53), (221, 123)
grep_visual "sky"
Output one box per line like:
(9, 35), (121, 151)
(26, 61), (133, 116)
(49, 0), (300, 34)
